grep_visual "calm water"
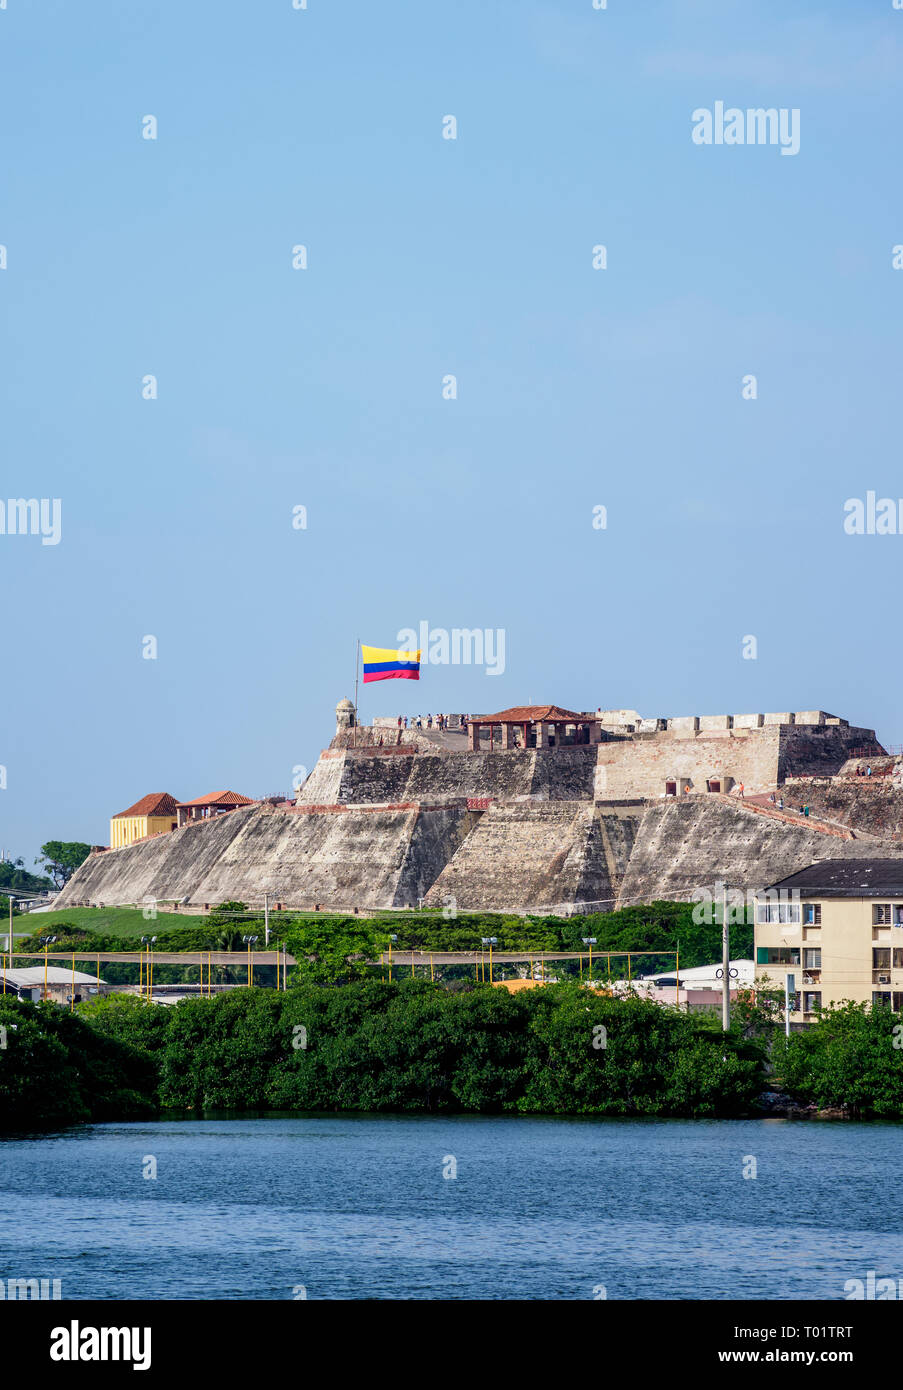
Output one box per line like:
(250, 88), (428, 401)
(1, 1115), (901, 1300)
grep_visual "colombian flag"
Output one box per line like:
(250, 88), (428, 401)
(362, 645), (421, 683)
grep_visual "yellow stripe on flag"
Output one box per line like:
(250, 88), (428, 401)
(362, 645), (421, 664)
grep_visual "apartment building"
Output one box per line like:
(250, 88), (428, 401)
(755, 859), (903, 1024)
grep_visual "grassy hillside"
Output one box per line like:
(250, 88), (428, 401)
(13, 906), (198, 937)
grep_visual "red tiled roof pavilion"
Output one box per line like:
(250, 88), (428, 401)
(113, 793), (179, 819)
(175, 790), (257, 827)
(466, 705), (599, 751)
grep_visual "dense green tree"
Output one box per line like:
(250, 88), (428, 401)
(283, 919), (387, 985)
(20, 982), (903, 1124)
(71, 981), (767, 1118)
(35, 841), (91, 888)
(0, 996), (157, 1130)
(775, 1001), (903, 1118)
(0, 857), (54, 892)
(76, 993), (172, 1061)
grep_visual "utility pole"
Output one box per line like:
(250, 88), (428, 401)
(264, 892), (269, 947)
(722, 884), (731, 1031)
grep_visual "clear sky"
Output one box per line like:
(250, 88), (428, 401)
(2, 0), (901, 864)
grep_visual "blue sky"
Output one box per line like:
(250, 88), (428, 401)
(2, 0), (901, 864)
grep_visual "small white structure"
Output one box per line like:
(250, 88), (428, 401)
(637, 959), (755, 991)
(604, 959), (755, 1010)
(0, 966), (106, 1004)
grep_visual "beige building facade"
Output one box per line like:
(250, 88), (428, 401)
(110, 793), (179, 849)
(755, 860), (903, 1024)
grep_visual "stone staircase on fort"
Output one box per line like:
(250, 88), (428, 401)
(706, 791), (872, 841)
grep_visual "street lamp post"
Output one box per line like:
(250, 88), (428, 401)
(140, 936), (157, 1000)
(481, 937), (498, 984)
(387, 934), (397, 981)
(242, 935), (259, 988)
(38, 936), (57, 1001)
(582, 937), (597, 982)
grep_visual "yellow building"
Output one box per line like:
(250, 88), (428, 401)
(755, 859), (903, 1026)
(110, 793), (179, 849)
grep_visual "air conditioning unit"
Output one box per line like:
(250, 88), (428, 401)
(878, 975), (891, 984)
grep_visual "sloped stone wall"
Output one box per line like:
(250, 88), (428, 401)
(617, 797), (903, 906)
(779, 778), (903, 840)
(422, 803), (621, 913)
(57, 803), (474, 911)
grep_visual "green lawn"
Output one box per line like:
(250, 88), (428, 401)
(13, 906), (202, 937)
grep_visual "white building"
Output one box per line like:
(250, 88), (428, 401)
(0, 966), (107, 1004)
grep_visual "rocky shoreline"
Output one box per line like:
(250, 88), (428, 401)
(757, 1090), (849, 1120)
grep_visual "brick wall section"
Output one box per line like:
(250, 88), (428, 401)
(594, 727), (783, 798)
(593, 724), (880, 799)
(301, 747), (598, 807)
(778, 724), (881, 779)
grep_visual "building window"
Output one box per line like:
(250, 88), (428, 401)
(873, 948), (891, 969)
(665, 781), (677, 796)
(873, 904), (892, 925)
(803, 903), (821, 925)
(756, 947), (801, 965)
(756, 902), (801, 924)
(803, 949), (821, 969)
(894, 906), (903, 927)
(872, 992), (892, 1009)
(894, 949), (903, 969)
(894, 993), (903, 1012)
(803, 992), (821, 1014)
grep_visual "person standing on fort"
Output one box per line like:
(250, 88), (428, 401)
(397, 715), (402, 730)
(738, 782), (745, 798)
(403, 715), (408, 729)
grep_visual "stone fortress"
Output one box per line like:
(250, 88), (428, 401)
(56, 699), (903, 916)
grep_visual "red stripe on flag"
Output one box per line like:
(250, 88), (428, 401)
(362, 669), (420, 683)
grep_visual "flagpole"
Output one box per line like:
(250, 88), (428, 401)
(353, 638), (359, 747)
